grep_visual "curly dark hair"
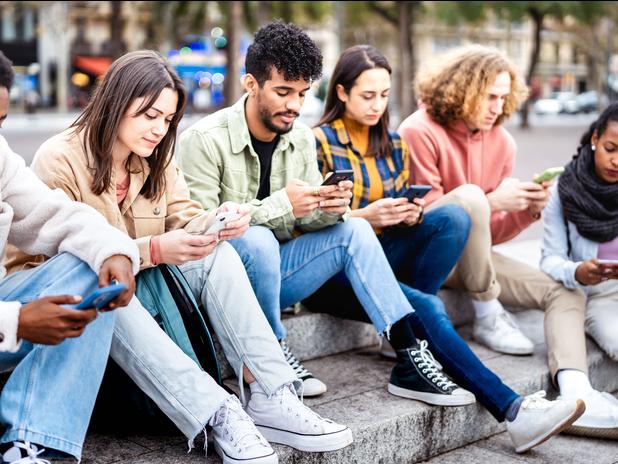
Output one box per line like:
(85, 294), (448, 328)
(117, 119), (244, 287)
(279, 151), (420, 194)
(245, 21), (322, 86)
(0, 51), (14, 90)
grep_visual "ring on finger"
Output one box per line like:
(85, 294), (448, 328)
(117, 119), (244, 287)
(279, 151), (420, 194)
(314, 188), (320, 197)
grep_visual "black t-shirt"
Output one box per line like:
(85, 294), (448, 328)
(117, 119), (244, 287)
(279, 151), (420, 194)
(250, 133), (280, 200)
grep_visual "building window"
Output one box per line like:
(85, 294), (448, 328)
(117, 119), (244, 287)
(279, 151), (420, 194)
(2, 6), (16, 41)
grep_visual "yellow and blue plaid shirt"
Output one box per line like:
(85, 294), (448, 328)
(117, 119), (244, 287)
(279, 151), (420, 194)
(313, 119), (410, 211)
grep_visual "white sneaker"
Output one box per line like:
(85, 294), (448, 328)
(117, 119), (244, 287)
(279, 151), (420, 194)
(473, 310), (534, 355)
(2, 442), (48, 464)
(563, 390), (618, 439)
(210, 396), (278, 464)
(506, 391), (585, 453)
(246, 383), (353, 452)
(279, 339), (327, 397)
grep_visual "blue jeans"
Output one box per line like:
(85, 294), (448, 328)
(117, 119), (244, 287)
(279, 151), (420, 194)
(0, 253), (116, 459)
(379, 205), (470, 295)
(229, 218), (414, 340)
(303, 207), (519, 421)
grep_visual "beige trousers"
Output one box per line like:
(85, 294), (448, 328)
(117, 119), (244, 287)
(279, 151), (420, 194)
(585, 280), (618, 361)
(428, 185), (588, 380)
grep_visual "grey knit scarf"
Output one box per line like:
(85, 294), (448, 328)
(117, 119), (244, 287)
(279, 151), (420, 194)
(558, 144), (618, 243)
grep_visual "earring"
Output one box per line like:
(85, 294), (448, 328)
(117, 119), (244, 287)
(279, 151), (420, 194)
(591, 144), (596, 151)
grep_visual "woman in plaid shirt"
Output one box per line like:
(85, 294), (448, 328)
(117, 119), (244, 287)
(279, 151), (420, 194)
(303, 45), (584, 453)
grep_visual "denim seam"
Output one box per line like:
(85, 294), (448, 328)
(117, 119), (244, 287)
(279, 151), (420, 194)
(200, 277), (275, 396)
(111, 327), (206, 432)
(16, 345), (40, 438)
(2, 429), (82, 460)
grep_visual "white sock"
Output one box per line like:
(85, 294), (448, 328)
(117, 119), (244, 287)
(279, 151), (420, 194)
(471, 298), (503, 319)
(557, 369), (593, 399)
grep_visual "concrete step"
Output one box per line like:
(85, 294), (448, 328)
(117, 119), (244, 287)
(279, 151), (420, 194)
(421, 420), (618, 463)
(81, 310), (618, 463)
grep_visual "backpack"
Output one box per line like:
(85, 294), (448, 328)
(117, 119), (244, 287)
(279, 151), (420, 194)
(91, 264), (221, 432)
(136, 264), (221, 383)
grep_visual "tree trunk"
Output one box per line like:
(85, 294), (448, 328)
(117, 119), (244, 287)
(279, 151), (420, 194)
(397, 1), (417, 125)
(520, 8), (543, 129)
(224, 1), (243, 106)
(109, 1), (125, 60)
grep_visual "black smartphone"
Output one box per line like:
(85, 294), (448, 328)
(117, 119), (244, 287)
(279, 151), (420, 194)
(403, 185), (432, 202)
(321, 169), (354, 186)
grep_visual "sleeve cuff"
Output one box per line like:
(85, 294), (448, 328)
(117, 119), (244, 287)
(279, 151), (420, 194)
(0, 302), (23, 352)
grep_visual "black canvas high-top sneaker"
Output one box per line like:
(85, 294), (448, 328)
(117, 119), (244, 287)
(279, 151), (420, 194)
(388, 340), (476, 406)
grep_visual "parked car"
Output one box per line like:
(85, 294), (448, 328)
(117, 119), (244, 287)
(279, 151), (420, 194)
(575, 90), (609, 113)
(533, 92), (578, 115)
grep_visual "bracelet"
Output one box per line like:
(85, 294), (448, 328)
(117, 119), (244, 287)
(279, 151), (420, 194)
(529, 209), (541, 220)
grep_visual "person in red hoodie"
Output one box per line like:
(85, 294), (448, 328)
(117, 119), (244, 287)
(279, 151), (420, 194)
(398, 45), (588, 389)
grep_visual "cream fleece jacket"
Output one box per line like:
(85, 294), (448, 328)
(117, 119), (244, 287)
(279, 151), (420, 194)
(0, 135), (140, 351)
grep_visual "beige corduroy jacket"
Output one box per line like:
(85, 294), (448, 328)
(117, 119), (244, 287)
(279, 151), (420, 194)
(5, 128), (215, 273)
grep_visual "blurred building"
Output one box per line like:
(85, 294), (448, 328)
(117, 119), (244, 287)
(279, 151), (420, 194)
(413, 13), (589, 99)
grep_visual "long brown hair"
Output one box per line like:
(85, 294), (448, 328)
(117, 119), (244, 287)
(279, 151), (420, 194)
(71, 50), (187, 199)
(317, 45), (392, 158)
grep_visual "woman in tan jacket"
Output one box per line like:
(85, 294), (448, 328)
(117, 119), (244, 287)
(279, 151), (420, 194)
(7, 50), (352, 463)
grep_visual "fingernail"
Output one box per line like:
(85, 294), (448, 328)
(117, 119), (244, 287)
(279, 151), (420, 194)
(74, 295), (83, 301)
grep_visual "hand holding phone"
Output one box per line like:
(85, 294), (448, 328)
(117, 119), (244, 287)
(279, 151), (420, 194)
(205, 211), (243, 235)
(321, 169), (354, 186)
(402, 185), (432, 202)
(533, 167), (565, 184)
(76, 282), (128, 310)
(597, 259), (618, 276)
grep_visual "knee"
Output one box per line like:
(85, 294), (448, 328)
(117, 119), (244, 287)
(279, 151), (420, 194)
(231, 226), (280, 263)
(592, 324), (618, 361)
(339, 217), (380, 248)
(447, 184), (490, 219)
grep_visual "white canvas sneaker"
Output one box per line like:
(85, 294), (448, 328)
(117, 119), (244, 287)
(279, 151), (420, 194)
(506, 391), (585, 453)
(246, 383), (353, 452)
(473, 310), (534, 355)
(279, 339), (327, 397)
(2, 441), (51, 464)
(563, 389), (618, 439)
(210, 396), (278, 464)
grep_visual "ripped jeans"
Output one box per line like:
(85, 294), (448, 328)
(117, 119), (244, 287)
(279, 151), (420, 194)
(111, 242), (296, 448)
(229, 218), (414, 340)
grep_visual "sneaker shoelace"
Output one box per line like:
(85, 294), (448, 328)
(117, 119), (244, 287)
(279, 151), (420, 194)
(521, 390), (552, 410)
(211, 397), (270, 455)
(280, 340), (314, 380)
(411, 340), (458, 391)
(495, 311), (523, 336)
(275, 384), (331, 431)
(3, 442), (50, 464)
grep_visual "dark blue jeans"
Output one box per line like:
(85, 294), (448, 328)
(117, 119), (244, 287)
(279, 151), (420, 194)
(303, 205), (519, 421)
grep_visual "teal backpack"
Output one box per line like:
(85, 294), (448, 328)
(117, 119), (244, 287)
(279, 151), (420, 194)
(136, 264), (221, 384)
(92, 264), (221, 432)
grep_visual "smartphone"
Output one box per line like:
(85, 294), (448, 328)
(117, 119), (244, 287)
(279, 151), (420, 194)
(403, 185), (432, 202)
(321, 169), (354, 186)
(598, 259), (618, 268)
(205, 211), (243, 235)
(533, 167), (565, 184)
(75, 282), (127, 310)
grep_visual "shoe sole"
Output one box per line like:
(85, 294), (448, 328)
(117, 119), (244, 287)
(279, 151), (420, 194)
(387, 383), (476, 406)
(256, 424), (353, 452)
(473, 340), (534, 356)
(563, 424), (618, 440)
(214, 439), (278, 464)
(514, 399), (586, 453)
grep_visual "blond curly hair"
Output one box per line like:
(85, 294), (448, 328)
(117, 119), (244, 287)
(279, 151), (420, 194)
(415, 44), (529, 127)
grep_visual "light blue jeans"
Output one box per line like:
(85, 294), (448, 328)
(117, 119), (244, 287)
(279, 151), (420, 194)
(0, 253), (116, 460)
(229, 218), (414, 341)
(107, 242), (296, 448)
